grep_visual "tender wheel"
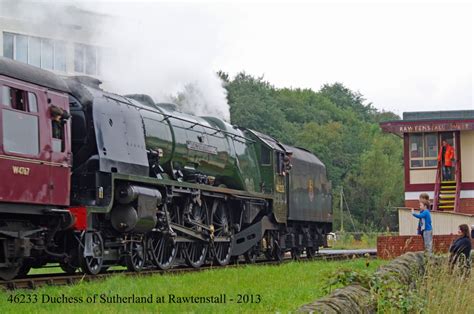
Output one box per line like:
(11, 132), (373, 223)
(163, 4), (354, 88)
(306, 247), (317, 259)
(182, 199), (209, 268)
(273, 243), (285, 262)
(291, 247), (302, 260)
(78, 231), (104, 275)
(126, 238), (146, 272)
(148, 204), (179, 270)
(244, 243), (260, 264)
(212, 201), (233, 266)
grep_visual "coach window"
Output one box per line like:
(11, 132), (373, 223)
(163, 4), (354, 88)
(409, 133), (438, 168)
(1, 86), (39, 155)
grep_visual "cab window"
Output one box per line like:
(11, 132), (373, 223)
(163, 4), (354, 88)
(1, 86), (40, 156)
(1, 86), (38, 112)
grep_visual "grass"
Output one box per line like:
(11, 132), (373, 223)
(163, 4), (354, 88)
(416, 258), (474, 313)
(329, 232), (378, 249)
(0, 258), (385, 313)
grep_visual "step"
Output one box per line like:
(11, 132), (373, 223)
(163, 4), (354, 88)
(438, 205), (455, 209)
(440, 191), (456, 195)
(439, 194), (455, 199)
(441, 185), (456, 188)
(439, 200), (455, 204)
(441, 181), (456, 184)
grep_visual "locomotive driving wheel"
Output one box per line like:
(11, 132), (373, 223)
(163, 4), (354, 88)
(212, 200), (233, 266)
(182, 199), (209, 268)
(148, 204), (179, 270)
(126, 237), (146, 272)
(78, 231), (104, 275)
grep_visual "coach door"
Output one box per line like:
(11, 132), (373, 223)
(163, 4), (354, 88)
(46, 90), (71, 206)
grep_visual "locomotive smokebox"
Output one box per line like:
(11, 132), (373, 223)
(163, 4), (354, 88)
(111, 184), (162, 233)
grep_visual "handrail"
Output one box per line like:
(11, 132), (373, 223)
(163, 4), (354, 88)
(433, 160), (441, 211)
(454, 155), (461, 212)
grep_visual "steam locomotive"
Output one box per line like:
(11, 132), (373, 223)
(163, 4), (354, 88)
(0, 57), (332, 280)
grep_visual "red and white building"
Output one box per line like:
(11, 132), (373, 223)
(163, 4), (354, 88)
(381, 110), (474, 214)
(377, 110), (474, 257)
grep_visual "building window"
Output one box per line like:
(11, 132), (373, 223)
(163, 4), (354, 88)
(3, 33), (13, 58)
(2, 32), (67, 72)
(74, 43), (100, 75)
(409, 133), (438, 168)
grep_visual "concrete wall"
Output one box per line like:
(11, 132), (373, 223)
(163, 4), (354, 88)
(398, 208), (474, 235)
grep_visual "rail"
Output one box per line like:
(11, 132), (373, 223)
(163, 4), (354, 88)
(0, 250), (376, 290)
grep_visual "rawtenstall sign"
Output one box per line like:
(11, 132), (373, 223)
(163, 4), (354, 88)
(380, 121), (474, 135)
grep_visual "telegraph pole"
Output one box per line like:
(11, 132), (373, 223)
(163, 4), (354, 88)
(340, 186), (344, 232)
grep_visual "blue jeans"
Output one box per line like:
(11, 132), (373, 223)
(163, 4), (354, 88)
(422, 230), (433, 254)
(442, 166), (452, 181)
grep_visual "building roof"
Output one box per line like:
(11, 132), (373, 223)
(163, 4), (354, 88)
(380, 109), (474, 135)
(403, 110), (474, 121)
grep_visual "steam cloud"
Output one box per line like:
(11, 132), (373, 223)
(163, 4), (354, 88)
(1, 0), (231, 121)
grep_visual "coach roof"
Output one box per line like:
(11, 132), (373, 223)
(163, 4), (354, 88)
(0, 57), (70, 93)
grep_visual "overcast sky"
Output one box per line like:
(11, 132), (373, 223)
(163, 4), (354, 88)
(90, 0), (473, 115)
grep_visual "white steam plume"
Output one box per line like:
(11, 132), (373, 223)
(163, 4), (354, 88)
(1, 0), (231, 121)
(87, 2), (231, 121)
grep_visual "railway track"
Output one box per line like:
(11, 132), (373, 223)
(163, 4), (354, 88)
(0, 250), (376, 290)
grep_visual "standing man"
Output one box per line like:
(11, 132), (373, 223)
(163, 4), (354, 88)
(412, 199), (433, 254)
(438, 139), (455, 181)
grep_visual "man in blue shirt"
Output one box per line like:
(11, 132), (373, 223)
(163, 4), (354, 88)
(412, 199), (433, 254)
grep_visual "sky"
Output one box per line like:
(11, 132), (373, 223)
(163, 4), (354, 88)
(14, 0), (474, 115)
(91, 0), (473, 115)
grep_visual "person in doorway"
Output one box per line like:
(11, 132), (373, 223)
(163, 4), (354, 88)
(438, 139), (455, 181)
(412, 198), (433, 254)
(449, 224), (472, 275)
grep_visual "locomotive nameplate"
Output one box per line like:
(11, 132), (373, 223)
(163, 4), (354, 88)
(12, 165), (30, 176)
(186, 141), (218, 155)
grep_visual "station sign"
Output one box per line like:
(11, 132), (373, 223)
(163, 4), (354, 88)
(381, 121), (474, 134)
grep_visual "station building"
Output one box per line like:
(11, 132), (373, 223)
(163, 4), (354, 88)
(0, 2), (105, 79)
(380, 110), (474, 237)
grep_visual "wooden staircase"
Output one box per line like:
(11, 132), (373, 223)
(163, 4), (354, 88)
(433, 159), (461, 212)
(437, 180), (456, 210)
